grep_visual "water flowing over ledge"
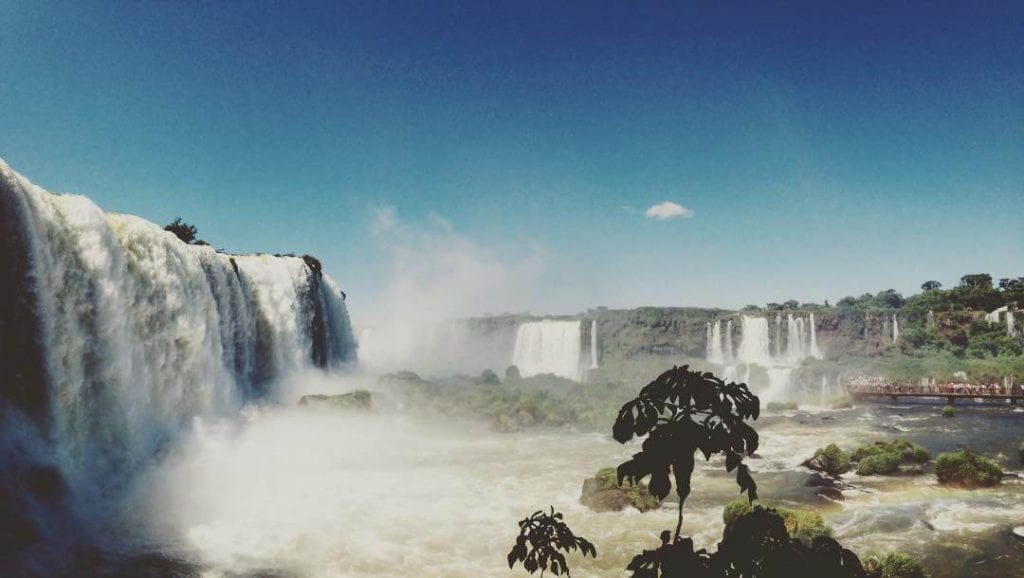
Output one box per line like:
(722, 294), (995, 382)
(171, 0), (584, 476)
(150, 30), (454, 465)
(0, 158), (357, 566)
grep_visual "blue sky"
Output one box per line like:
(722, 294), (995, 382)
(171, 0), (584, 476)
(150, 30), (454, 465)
(2, 1), (1022, 322)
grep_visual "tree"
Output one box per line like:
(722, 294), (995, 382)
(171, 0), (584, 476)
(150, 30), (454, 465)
(921, 281), (942, 292)
(960, 274), (993, 290)
(507, 507), (596, 576)
(873, 289), (905, 309)
(164, 217), (199, 244)
(613, 366), (759, 541)
(782, 300), (800, 309)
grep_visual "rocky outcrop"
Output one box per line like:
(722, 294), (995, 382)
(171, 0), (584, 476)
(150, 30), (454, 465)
(580, 467), (659, 513)
(299, 390), (372, 411)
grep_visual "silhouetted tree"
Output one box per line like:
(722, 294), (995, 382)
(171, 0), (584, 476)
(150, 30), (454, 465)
(506, 365), (522, 382)
(920, 280), (942, 292)
(959, 274), (992, 290)
(164, 217), (199, 244)
(613, 366), (759, 541)
(507, 507), (596, 576)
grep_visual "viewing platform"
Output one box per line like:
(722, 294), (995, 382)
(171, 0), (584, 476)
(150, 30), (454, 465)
(849, 387), (1024, 405)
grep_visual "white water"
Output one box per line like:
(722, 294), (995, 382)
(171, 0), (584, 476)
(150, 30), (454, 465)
(0, 159), (356, 511)
(724, 320), (734, 363)
(773, 314), (782, 358)
(808, 312), (823, 359)
(737, 315), (771, 365)
(511, 320), (583, 380)
(893, 313), (900, 343)
(589, 319), (599, 369)
(706, 321), (725, 364)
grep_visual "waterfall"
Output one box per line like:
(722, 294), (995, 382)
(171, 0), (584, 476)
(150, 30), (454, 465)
(706, 321), (725, 364)
(0, 159), (357, 518)
(808, 313), (823, 359)
(785, 314), (804, 363)
(724, 319), (734, 363)
(1008, 311), (1016, 337)
(773, 314), (782, 358)
(511, 320), (583, 381)
(589, 319), (599, 369)
(737, 315), (771, 365)
(892, 313), (900, 343)
(926, 310), (935, 327)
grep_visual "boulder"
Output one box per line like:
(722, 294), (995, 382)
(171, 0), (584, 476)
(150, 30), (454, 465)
(580, 467), (659, 513)
(299, 390), (372, 411)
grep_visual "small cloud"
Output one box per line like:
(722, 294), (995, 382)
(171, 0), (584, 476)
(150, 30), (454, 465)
(370, 204), (398, 234)
(644, 201), (694, 220)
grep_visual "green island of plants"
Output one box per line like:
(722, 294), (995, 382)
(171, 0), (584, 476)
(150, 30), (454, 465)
(934, 449), (1002, 488)
(851, 440), (930, 476)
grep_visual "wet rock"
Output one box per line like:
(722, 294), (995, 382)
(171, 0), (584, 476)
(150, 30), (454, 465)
(580, 467), (659, 513)
(298, 390), (372, 411)
(1012, 527), (1024, 543)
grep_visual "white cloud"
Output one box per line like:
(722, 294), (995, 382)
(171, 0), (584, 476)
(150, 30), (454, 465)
(644, 201), (694, 220)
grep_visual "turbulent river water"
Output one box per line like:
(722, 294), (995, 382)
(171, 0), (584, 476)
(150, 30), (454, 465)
(112, 385), (1024, 578)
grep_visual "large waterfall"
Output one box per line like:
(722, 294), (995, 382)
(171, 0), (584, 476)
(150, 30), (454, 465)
(0, 159), (357, 552)
(589, 319), (599, 369)
(706, 313), (825, 401)
(511, 320), (583, 381)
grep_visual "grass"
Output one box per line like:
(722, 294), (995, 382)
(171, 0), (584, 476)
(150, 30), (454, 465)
(864, 552), (926, 578)
(807, 444), (852, 476)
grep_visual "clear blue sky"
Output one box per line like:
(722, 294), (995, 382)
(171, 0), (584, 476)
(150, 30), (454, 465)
(2, 1), (1022, 321)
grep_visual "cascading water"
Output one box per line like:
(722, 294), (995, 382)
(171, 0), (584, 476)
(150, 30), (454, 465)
(724, 319), (734, 363)
(737, 316), (771, 365)
(893, 313), (900, 343)
(773, 314), (782, 358)
(808, 312), (823, 359)
(589, 319), (599, 369)
(0, 159), (357, 560)
(706, 320), (725, 364)
(785, 314), (804, 363)
(927, 309), (935, 327)
(511, 320), (583, 381)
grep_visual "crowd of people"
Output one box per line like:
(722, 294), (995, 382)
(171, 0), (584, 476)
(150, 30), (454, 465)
(846, 375), (1023, 397)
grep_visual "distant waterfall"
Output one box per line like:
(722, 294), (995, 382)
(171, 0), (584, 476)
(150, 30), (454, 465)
(724, 320), (734, 362)
(785, 314), (805, 363)
(773, 314), (782, 358)
(512, 320), (583, 381)
(926, 310), (935, 327)
(808, 312), (823, 359)
(706, 321), (725, 364)
(589, 319), (599, 369)
(737, 316), (771, 365)
(892, 314), (900, 343)
(1009, 311), (1017, 337)
(0, 159), (357, 512)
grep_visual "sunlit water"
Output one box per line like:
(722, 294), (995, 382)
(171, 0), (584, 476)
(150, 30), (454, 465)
(114, 395), (1024, 577)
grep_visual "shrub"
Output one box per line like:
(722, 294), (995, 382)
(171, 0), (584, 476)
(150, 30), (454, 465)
(581, 467), (660, 512)
(851, 440), (930, 464)
(766, 401), (799, 411)
(807, 444), (852, 476)
(935, 449), (1002, 488)
(864, 552), (926, 578)
(723, 501), (832, 543)
(942, 405), (954, 417)
(856, 452), (903, 476)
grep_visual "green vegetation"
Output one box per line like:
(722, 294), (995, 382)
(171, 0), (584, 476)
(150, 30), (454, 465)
(851, 440), (930, 464)
(723, 501), (832, 543)
(864, 553), (926, 578)
(805, 444), (852, 476)
(942, 405), (954, 418)
(163, 217), (206, 245)
(856, 452), (903, 476)
(379, 371), (638, 432)
(765, 401), (799, 411)
(934, 449), (1002, 488)
(830, 394), (854, 409)
(580, 467), (660, 513)
(1018, 440), (1024, 465)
